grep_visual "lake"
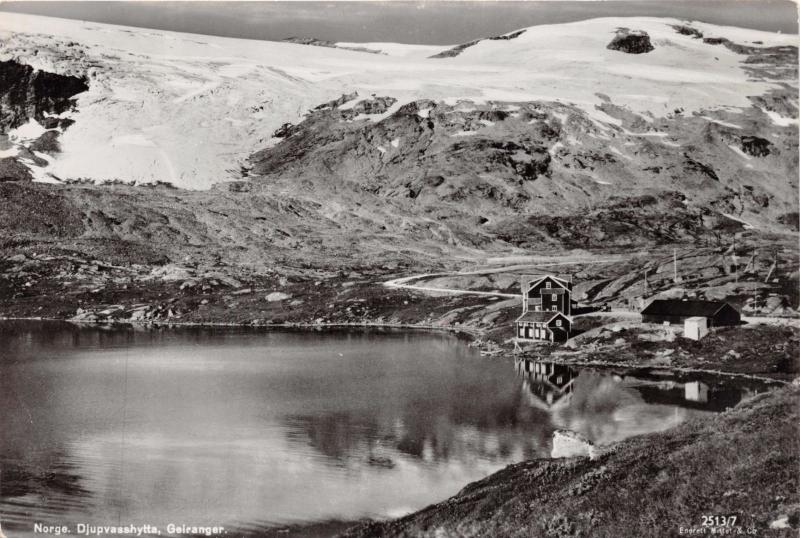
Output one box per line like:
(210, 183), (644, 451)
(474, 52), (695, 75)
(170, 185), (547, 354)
(0, 322), (773, 537)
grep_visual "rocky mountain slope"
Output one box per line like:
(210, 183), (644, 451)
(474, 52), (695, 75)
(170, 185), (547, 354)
(0, 14), (797, 324)
(0, 13), (796, 192)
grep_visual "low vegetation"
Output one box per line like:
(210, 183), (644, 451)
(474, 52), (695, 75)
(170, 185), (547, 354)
(342, 385), (799, 537)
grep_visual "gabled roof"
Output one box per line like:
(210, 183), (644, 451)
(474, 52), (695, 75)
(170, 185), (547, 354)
(641, 299), (738, 317)
(521, 274), (572, 293)
(515, 311), (570, 323)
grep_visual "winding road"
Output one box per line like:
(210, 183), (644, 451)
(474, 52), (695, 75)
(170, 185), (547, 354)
(383, 257), (624, 299)
(383, 259), (799, 327)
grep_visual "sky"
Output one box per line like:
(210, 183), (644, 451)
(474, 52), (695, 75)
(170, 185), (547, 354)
(0, 1), (797, 44)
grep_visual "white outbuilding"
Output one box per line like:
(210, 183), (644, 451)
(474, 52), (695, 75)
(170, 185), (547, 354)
(684, 316), (709, 341)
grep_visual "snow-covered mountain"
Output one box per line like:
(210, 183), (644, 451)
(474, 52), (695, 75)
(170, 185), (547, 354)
(0, 12), (796, 189)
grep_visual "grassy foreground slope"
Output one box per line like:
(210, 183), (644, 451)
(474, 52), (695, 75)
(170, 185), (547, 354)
(343, 386), (799, 537)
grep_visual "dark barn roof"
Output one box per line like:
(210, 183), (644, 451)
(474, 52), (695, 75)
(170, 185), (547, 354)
(641, 299), (737, 318)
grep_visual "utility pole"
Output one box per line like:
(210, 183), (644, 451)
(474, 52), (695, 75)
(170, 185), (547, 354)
(743, 249), (756, 275)
(765, 249), (778, 283)
(673, 249), (678, 282)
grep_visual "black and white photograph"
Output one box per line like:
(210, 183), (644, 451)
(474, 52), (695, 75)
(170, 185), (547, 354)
(0, 0), (798, 536)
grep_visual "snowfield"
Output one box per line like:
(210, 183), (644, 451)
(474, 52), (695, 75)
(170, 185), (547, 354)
(0, 12), (796, 188)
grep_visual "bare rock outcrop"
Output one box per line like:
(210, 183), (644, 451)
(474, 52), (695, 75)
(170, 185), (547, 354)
(429, 29), (526, 59)
(741, 136), (772, 157)
(0, 59), (88, 132)
(607, 28), (654, 54)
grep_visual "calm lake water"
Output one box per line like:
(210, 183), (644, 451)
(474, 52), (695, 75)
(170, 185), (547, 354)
(0, 322), (772, 536)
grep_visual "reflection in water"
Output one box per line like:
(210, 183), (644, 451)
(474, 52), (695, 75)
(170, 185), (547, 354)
(515, 358), (766, 446)
(0, 322), (774, 537)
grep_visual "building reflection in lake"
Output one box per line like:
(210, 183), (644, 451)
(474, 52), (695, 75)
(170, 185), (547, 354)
(515, 358), (577, 409)
(514, 357), (761, 447)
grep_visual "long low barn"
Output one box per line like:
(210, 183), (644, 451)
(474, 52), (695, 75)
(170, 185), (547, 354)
(641, 299), (741, 327)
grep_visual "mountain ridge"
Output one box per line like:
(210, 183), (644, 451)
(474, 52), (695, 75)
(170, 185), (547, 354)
(0, 12), (796, 189)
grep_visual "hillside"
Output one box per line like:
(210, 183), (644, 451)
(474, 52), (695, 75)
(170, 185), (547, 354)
(0, 14), (797, 325)
(0, 13), (796, 199)
(342, 385), (800, 538)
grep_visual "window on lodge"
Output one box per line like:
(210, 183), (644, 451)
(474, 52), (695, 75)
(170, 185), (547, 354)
(555, 320), (562, 327)
(545, 282), (551, 288)
(551, 306), (557, 311)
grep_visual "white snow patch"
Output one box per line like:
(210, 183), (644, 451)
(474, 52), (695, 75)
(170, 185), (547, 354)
(700, 116), (742, 129)
(416, 108), (431, 119)
(727, 144), (752, 160)
(376, 146), (386, 154)
(451, 130), (478, 137)
(33, 151), (54, 164)
(0, 147), (20, 158)
(762, 108), (797, 126)
(479, 119), (495, 127)
(350, 100), (405, 123)
(217, 63), (256, 78)
(621, 128), (672, 139)
(770, 516), (790, 529)
(337, 95), (364, 111)
(390, 138), (400, 148)
(43, 110), (68, 118)
(609, 147), (632, 160)
(548, 141), (564, 156)
(9, 120), (47, 141)
(111, 134), (157, 147)
(587, 108), (624, 127)
(722, 213), (756, 230)
(551, 111), (570, 125)
(27, 163), (61, 184)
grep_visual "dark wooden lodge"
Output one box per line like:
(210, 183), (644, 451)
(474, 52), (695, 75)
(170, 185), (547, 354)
(516, 275), (574, 342)
(641, 299), (741, 327)
(516, 311), (572, 342)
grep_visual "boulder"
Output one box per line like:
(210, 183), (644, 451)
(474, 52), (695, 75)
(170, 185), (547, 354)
(607, 29), (654, 54)
(231, 287), (252, 295)
(672, 24), (703, 39)
(266, 292), (291, 302)
(552, 429), (601, 460)
(740, 136), (771, 157)
(149, 264), (194, 282)
(272, 122), (295, 138)
(226, 180), (252, 193)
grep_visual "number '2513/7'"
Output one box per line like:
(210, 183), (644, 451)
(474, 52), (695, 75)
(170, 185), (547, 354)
(701, 515), (738, 527)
